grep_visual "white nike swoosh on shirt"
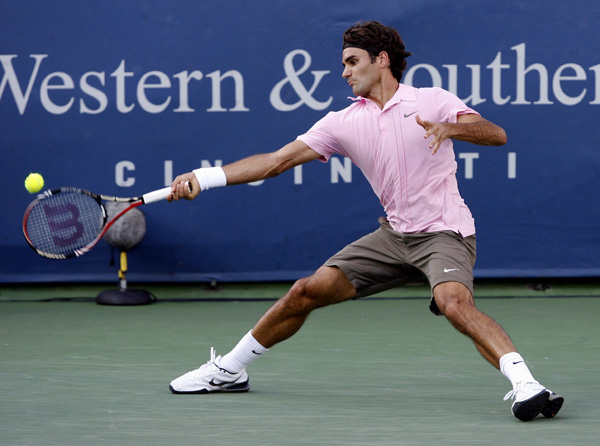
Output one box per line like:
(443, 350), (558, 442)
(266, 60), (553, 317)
(444, 268), (460, 273)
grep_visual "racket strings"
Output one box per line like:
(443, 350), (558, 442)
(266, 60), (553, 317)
(25, 192), (105, 256)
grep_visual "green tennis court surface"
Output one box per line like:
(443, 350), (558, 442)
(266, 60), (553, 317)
(1, 281), (599, 445)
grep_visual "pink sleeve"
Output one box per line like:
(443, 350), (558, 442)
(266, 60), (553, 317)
(296, 112), (344, 163)
(433, 88), (480, 123)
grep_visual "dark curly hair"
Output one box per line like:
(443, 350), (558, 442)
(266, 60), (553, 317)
(343, 21), (412, 82)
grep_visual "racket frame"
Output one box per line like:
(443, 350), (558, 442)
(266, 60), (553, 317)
(22, 186), (173, 259)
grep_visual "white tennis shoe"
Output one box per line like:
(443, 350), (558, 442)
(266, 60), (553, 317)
(504, 382), (563, 421)
(169, 347), (250, 394)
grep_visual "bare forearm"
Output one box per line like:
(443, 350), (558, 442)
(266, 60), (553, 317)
(449, 120), (507, 146)
(167, 154), (280, 201)
(417, 114), (507, 154)
(222, 153), (284, 185)
(223, 141), (321, 186)
(168, 141), (318, 200)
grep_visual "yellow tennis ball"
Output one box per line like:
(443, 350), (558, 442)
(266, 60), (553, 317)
(25, 173), (44, 193)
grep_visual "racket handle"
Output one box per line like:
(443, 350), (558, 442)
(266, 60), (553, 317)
(142, 181), (192, 204)
(142, 187), (172, 204)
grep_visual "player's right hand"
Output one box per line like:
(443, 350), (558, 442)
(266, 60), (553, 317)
(168, 173), (200, 201)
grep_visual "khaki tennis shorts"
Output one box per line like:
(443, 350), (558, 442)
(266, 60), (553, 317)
(324, 217), (476, 315)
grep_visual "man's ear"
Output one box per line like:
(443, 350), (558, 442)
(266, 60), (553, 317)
(377, 51), (390, 68)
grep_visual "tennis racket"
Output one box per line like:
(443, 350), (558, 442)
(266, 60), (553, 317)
(22, 184), (188, 259)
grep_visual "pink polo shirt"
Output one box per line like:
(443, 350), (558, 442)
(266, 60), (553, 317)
(297, 83), (478, 236)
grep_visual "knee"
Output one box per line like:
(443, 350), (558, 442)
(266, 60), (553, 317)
(441, 297), (474, 322)
(277, 267), (354, 315)
(279, 277), (321, 314)
(434, 287), (476, 330)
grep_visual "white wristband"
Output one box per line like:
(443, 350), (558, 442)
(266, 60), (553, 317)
(193, 166), (227, 191)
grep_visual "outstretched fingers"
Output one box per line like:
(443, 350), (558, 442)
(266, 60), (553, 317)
(416, 114), (447, 155)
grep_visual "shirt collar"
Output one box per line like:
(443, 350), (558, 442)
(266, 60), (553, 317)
(348, 83), (417, 109)
(391, 83), (417, 102)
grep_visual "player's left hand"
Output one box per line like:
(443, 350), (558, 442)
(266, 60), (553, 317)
(416, 115), (452, 155)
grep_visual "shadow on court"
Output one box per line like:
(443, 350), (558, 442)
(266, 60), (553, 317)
(0, 282), (598, 446)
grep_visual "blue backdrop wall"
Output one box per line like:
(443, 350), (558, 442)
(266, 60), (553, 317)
(2, 0), (599, 283)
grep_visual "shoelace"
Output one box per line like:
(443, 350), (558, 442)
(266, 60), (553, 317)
(503, 382), (540, 401)
(504, 388), (518, 401)
(188, 347), (220, 378)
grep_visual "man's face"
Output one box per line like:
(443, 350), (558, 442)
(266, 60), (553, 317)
(342, 47), (381, 98)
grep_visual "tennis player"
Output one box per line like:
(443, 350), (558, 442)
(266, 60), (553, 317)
(168, 21), (563, 421)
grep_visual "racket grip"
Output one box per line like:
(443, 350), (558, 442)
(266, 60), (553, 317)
(142, 181), (192, 204)
(142, 187), (172, 204)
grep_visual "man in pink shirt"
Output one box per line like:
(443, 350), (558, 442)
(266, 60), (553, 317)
(298, 82), (477, 236)
(168, 21), (563, 421)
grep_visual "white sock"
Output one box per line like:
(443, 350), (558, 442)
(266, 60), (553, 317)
(499, 352), (538, 387)
(219, 331), (269, 373)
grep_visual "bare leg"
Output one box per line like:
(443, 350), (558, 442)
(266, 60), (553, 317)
(433, 281), (516, 368)
(251, 266), (356, 348)
(473, 341), (501, 369)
